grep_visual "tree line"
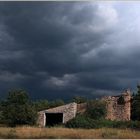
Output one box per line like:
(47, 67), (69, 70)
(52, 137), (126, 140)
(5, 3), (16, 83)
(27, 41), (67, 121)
(0, 85), (140, 127)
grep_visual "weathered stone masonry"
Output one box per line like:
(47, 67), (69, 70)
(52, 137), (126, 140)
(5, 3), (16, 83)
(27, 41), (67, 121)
(102, 89), (131, 121)
(37, 102), (77, 127)
(37, 90), (131, 127)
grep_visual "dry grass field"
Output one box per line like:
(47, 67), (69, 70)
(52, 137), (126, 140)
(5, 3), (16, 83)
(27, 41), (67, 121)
(0, 126), (139, 139)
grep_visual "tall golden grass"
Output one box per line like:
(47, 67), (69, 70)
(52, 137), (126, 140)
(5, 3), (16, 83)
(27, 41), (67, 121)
(0, 126), (139, 139)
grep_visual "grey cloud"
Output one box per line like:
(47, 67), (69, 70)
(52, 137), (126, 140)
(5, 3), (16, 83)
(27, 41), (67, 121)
(0, 2), (139, 100)
(0, 71), (25, 82)
(44, 74), (78, 90)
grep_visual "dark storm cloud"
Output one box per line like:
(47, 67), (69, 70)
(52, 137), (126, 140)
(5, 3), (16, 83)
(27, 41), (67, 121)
(0, 1), (140, 100)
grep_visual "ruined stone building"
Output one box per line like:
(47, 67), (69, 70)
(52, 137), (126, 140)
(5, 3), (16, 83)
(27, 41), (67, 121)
(37, 102), (77, 127)
(102, 89), (131, 121)
(37, 89), (131, 127)
(37, 102), (87, 127)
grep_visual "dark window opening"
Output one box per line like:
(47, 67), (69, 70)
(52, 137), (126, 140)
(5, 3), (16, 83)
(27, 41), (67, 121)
(117, 96), (125, 105)
(45, 113), (63, 126)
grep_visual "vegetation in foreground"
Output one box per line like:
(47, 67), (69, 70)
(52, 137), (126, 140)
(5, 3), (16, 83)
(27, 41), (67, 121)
(0, 126), (139, 139)
(65, 115), (140, 129)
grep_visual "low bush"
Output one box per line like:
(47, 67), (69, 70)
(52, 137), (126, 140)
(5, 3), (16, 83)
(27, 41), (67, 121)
(65, 115), (116, 129)
(65, 115), (95, 128)
(86, 100), (107, 120)
(65, 115), (140, 129)
(117, 120), (140, 129)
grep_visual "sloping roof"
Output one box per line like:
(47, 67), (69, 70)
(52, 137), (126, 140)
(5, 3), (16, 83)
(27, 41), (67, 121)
(39, 102), (77, 113)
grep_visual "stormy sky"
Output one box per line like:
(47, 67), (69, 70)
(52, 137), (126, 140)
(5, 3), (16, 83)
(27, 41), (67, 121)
(0, 1), (140, 100)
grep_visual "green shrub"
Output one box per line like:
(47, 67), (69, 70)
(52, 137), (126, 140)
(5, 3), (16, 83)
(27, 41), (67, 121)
(65, 115), (100, 129)
(1, 89), (37, 127)
(65, 115), (90, 129)
(65, 115), (140, 129)
(106, 120), (140, 129)
(131, 85), (140, 121)
(113, 121), (129, 128)
(96, 120), (140, 129)
(72, 96), (87, 104)
(86, 100), (107, 120)
(99, 119), (115, 128)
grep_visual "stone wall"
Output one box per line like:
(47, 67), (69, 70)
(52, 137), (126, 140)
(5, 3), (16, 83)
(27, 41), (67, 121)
(77, 103), (87, 114)
(102, 89), (131, 121)
(37, 102), (77, 127)
(37, 89), (132, 127)
(37, 111), (45, 127)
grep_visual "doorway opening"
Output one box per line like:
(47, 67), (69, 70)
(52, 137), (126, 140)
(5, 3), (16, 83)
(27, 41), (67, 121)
(45, 113), (63, 126)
